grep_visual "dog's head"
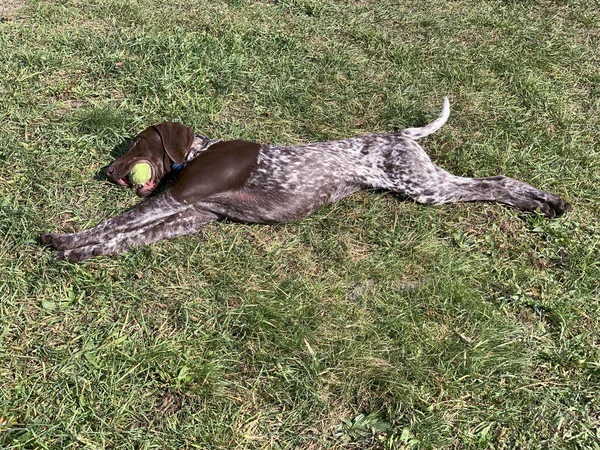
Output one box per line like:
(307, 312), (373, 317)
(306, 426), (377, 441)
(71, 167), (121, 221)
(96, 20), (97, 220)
(106, 121), (194, 196)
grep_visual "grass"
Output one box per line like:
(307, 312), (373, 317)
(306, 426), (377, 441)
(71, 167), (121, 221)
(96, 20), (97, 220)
(1, 0), (599, 448)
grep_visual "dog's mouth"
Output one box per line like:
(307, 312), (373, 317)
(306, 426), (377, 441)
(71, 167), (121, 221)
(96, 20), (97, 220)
(113, 160), (157, 197)
(116, 176), (156, 196)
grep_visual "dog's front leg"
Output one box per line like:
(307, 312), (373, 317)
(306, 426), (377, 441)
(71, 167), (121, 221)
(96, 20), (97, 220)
(41, 192), (189, 251)
(52, 207), (218, 262)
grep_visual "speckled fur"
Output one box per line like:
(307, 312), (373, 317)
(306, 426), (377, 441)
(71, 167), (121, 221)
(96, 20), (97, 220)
(41, 98), (569, 262)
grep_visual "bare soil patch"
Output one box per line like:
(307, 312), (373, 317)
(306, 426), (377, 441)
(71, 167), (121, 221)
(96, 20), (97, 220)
(0, 0), (24, 17)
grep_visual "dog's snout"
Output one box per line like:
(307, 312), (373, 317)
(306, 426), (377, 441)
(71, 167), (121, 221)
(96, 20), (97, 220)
(106, 165), (114, 176)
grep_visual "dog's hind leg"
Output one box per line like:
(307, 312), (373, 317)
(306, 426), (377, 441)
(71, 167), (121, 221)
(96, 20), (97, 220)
(52, 208), (218, 262)
(381, 97), (568, 217)
(402, 166), (569, 218)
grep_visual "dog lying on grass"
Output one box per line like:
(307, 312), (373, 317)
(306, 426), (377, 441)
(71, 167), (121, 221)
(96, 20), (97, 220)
(41, 98), (569, 262)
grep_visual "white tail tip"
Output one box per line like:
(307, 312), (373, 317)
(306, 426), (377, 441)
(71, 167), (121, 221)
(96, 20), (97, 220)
(401, 97), (450, 140)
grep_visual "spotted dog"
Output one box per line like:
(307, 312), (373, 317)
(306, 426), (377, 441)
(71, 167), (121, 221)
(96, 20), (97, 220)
(41, 98), (569, 262)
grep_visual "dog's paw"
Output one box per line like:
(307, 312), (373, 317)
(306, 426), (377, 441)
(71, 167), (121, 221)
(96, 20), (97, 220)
(514, 186), (570, 219)
(53, 244), (109, 263)
(40, 232), (72, 250)
(40, 232), (54, 247)
(531, 195), (570, 219)
(547, 197), (570, 218)
(40, 232), (69, 250)
(53, 248), (87, 263)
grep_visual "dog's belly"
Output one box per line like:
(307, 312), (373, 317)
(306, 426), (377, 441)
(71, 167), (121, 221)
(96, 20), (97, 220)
(199, 183), (362, 224)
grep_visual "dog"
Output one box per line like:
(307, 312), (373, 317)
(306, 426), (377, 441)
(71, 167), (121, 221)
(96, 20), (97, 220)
(41, 98), (569, 262)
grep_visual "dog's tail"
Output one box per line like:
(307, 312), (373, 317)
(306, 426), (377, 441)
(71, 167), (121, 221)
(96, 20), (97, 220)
(400, 97), (450, 140)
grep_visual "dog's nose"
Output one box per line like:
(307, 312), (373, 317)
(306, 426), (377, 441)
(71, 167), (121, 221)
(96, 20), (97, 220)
(106, 166), (114, 176)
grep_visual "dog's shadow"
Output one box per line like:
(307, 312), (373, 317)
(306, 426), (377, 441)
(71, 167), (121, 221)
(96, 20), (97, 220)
(92, 138), (131, 182)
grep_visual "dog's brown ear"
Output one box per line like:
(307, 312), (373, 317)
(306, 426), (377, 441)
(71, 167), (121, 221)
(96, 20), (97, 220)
(153, 121), (194, 164)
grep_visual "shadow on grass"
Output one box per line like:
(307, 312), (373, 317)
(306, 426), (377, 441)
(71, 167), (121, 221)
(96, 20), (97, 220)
(92, 140), (132, 182)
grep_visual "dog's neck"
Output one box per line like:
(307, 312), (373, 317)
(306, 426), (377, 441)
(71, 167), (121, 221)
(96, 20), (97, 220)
(185, 135), (220, 163)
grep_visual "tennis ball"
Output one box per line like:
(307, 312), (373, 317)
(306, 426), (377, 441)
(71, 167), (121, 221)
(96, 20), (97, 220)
(129, 163), (152, 186)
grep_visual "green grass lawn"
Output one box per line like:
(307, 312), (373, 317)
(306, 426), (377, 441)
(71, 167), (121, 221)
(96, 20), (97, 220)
(1, 0), (599, 448)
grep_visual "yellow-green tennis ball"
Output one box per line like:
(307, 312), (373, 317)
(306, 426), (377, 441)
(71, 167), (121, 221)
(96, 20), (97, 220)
(129, 163), (152, 186)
